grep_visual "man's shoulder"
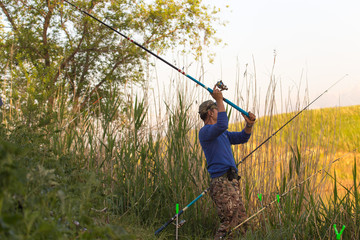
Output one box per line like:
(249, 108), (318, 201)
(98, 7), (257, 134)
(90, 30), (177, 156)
(199, 125), (209, 135)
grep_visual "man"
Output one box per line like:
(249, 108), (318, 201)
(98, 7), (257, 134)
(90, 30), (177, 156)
(198, 85), (256, 239)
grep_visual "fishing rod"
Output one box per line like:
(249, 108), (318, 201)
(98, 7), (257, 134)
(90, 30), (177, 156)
(154, 76), (346, 235)
(63, 0), (249, 117)
(222, 149), (357, 239)
(154, 189), (209, 236)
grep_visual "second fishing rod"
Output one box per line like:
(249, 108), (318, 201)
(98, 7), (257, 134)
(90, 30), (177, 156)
(221, 148), (357, 239)
(154, 76), (346, 235)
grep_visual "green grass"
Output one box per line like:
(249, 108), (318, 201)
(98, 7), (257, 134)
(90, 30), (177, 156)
(1, 79), (359, 239)
(0, 131), (136, 239)
(263, 105), (360, 151)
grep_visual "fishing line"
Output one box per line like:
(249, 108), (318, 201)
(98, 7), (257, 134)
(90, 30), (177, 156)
(236, 75), (348, 167)
(222, 149), (358, 239)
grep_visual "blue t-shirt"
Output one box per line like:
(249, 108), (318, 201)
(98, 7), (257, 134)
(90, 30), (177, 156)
(199, 111), (251, 178)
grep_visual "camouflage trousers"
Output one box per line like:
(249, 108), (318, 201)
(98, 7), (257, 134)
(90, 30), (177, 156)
(209, 174), (248, 240)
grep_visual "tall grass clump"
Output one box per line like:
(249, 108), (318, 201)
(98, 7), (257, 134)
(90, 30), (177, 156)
(210, 56), (360, 239)
(0, 123), (135, 239)
(1, 50), (359, 239)
(313, 155), (360, 239)
(104, 91), (219, 238)
(0, 82), (137, 239)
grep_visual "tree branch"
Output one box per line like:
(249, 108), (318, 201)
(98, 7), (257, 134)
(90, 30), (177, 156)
(76, 49), (91, 98)
(43, 3), (56, 67)
(144, 27), (179, 46)
(79, 54), (132, 109)
(51, 28), (87, 87)
(0, 0), (18, 31)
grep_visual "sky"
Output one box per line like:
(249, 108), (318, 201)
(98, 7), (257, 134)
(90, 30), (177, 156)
(148, 0), (360, 117)
(211, 0), (360, 108)
(2, 0), (358, 118)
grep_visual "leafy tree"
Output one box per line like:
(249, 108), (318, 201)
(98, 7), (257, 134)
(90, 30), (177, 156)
(0, 0), (222, 116)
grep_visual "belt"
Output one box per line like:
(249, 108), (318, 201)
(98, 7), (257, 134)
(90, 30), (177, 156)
(215, 167), (240, 181)
(227, 167), (240, 181)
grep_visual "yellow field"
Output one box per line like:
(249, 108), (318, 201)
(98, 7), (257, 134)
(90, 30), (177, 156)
(229, 105), (359, 204)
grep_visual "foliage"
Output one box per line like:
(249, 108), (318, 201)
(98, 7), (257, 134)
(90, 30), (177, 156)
(0, 7), (359, 236)
(0, 0), (222, 119)
(1, 86), (359, 239)
(0, 124), (135, 239)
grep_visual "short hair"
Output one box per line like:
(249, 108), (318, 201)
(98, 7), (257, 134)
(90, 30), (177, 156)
(198, 100), (217, 121)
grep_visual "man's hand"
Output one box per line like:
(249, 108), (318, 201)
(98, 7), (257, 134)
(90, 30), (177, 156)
(242, 111), (256, 125)
(211, 85), (225, 112)
(242, 111), (256, 134)
(211, 85), (223, 102)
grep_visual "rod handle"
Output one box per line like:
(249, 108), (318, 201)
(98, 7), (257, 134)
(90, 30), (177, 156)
(154, 210), (184, 235)
(154, 224), (167, 236)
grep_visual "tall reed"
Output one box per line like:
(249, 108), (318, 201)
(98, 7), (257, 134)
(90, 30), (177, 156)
(47, 67), (355, 239)
(1, 53), (359, 239)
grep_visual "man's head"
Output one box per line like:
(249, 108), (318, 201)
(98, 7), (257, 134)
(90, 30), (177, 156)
(198, 100), (217, 121)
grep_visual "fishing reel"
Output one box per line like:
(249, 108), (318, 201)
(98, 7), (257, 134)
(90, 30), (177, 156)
(172, 219), (186, 228)
(216, 80), (228, 91)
